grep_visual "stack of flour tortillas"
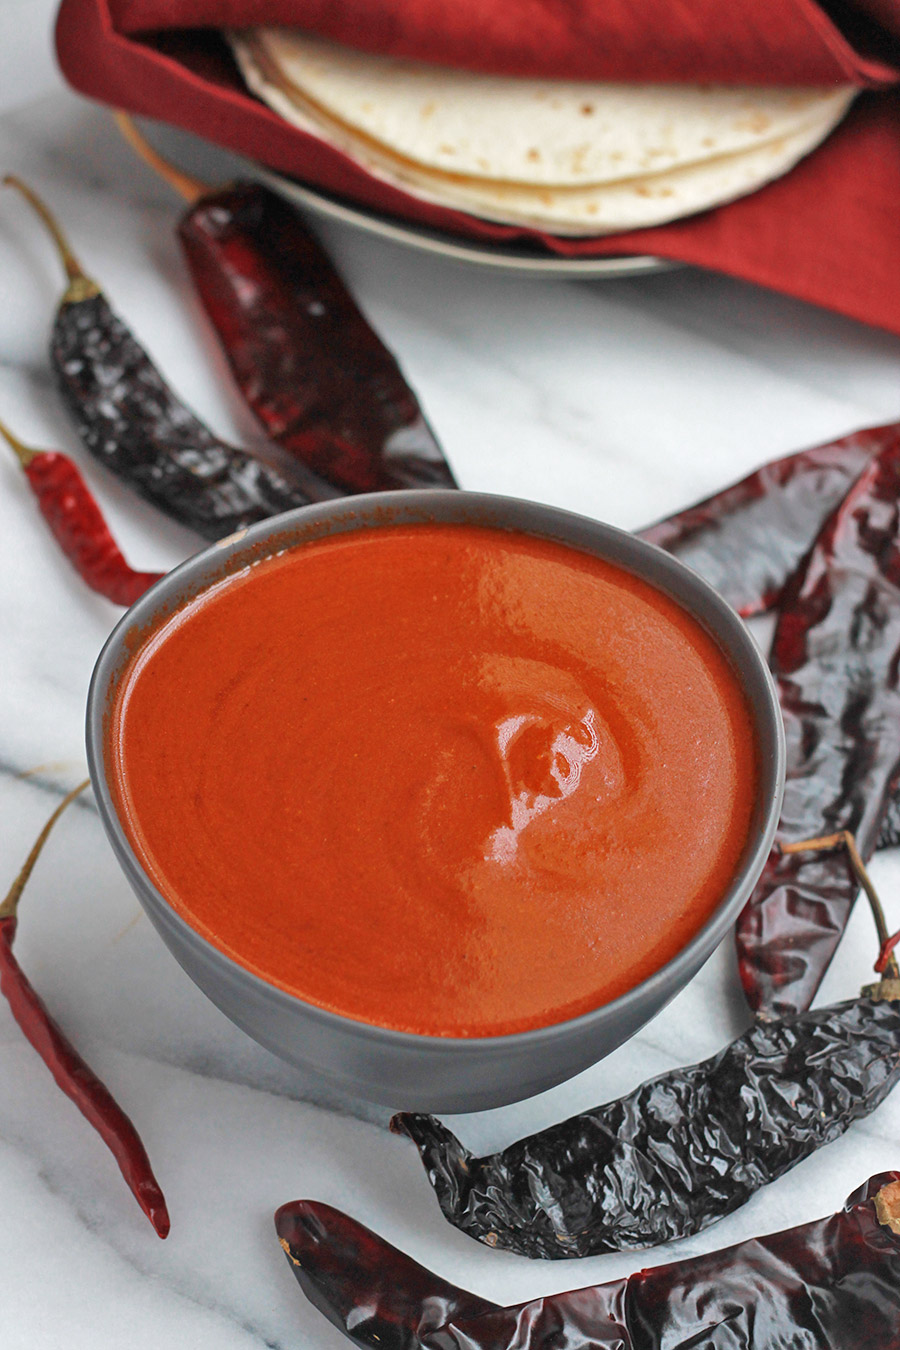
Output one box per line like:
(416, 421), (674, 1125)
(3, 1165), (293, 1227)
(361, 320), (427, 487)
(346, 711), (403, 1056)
(230, 29), (855, 235)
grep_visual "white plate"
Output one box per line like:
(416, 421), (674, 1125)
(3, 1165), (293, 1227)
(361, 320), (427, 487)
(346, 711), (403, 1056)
(257, 167), (676, 276)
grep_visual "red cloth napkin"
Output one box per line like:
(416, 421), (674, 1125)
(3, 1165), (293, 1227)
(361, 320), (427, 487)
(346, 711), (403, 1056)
(56, 0), (900, 334)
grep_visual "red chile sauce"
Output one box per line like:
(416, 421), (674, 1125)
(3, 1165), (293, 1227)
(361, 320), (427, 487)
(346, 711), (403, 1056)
(107, 523), (756, 1037)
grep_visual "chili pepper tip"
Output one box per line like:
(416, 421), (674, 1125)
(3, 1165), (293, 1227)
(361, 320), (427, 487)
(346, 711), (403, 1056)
(0, 778), (90, 921)
(147, 1195), (171, 1239)
(3, 175), (99, 302)
(113, 113), (209, 205)
(0, 415), (37, 468)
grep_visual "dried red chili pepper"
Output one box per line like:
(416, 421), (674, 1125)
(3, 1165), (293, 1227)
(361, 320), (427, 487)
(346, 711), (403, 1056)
(0, 416), (163, 605)
(116, 116), (456, 497)
(392, 996), (900, 1257)
(4, 175), (326, 542)
(639, 424), (900, 858)
(638, 420), (898, 618)
(276, 1173), (900, 1350)
(736, 438), (900, 1016)
(0, 782), (169, 1237)
(392, 836), (899, 1258)
(180, 184), (455, 495)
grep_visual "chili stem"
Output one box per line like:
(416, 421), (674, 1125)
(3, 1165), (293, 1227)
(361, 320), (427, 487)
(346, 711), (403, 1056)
(113, 112), (209, 204)
(781, 830), (900, 979)
(0, 779), (90, 921)
(0, 415), (37, 468)
(3, 175), (100, 303)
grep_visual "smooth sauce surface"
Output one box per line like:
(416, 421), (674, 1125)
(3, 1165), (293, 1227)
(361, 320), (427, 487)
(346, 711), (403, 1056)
(109, 523), (756, 1037)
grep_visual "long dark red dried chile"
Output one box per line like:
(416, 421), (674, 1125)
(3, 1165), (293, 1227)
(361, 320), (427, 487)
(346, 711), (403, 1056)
(736, 437), (900, 1015)
(639, 420), (900, 855)
(637, 421), (897, 618)
(177, 184), (456, 495)
(276, 1175), (900, 1350)
(277, 1199), (499, 1350)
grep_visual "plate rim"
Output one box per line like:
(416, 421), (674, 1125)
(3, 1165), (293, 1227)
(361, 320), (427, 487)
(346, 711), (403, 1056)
(256, 165), (676, 277)
(140, 116), (675, 278)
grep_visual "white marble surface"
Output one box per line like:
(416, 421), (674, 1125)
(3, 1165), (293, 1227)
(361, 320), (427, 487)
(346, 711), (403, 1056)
(2, 85), (900, 1349)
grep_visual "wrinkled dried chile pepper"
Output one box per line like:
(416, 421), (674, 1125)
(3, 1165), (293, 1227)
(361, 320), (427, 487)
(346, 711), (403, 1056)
(644, 419), (900, 1008)
(117, 115), (456, 495)
(0, 417), (163, 605)
(276, 1174), (900, 1350)
(4, 176), (322, 542)
(0, 783), (169, 1237)
(393, 837), (900, 1259)
(638, 420), (898, 618)
(393, 998), (900, 1258)
(736, 438), (900, 1015)
(179, 185), (455, 494)
(278, 1198), (500, 1350)
(638, 422), (900, 855)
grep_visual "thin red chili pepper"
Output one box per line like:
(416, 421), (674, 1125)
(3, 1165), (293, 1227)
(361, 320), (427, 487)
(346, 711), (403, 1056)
(0, 418), (164, 606)
(0, 782), (170, 1237)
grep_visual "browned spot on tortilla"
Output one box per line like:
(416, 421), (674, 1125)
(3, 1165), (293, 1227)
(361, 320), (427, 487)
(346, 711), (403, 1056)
(736, 113), (772, 135)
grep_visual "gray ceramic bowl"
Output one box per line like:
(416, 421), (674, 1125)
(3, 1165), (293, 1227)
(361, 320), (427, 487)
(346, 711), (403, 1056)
(86, 490), (784, 1112)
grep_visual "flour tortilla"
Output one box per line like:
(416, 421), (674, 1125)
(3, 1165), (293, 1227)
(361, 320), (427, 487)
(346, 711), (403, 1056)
(231, 30), (854, 235)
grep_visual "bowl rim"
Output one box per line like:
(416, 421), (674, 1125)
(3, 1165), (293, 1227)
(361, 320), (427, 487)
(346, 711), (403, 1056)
(86, 488), (785, 1052)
